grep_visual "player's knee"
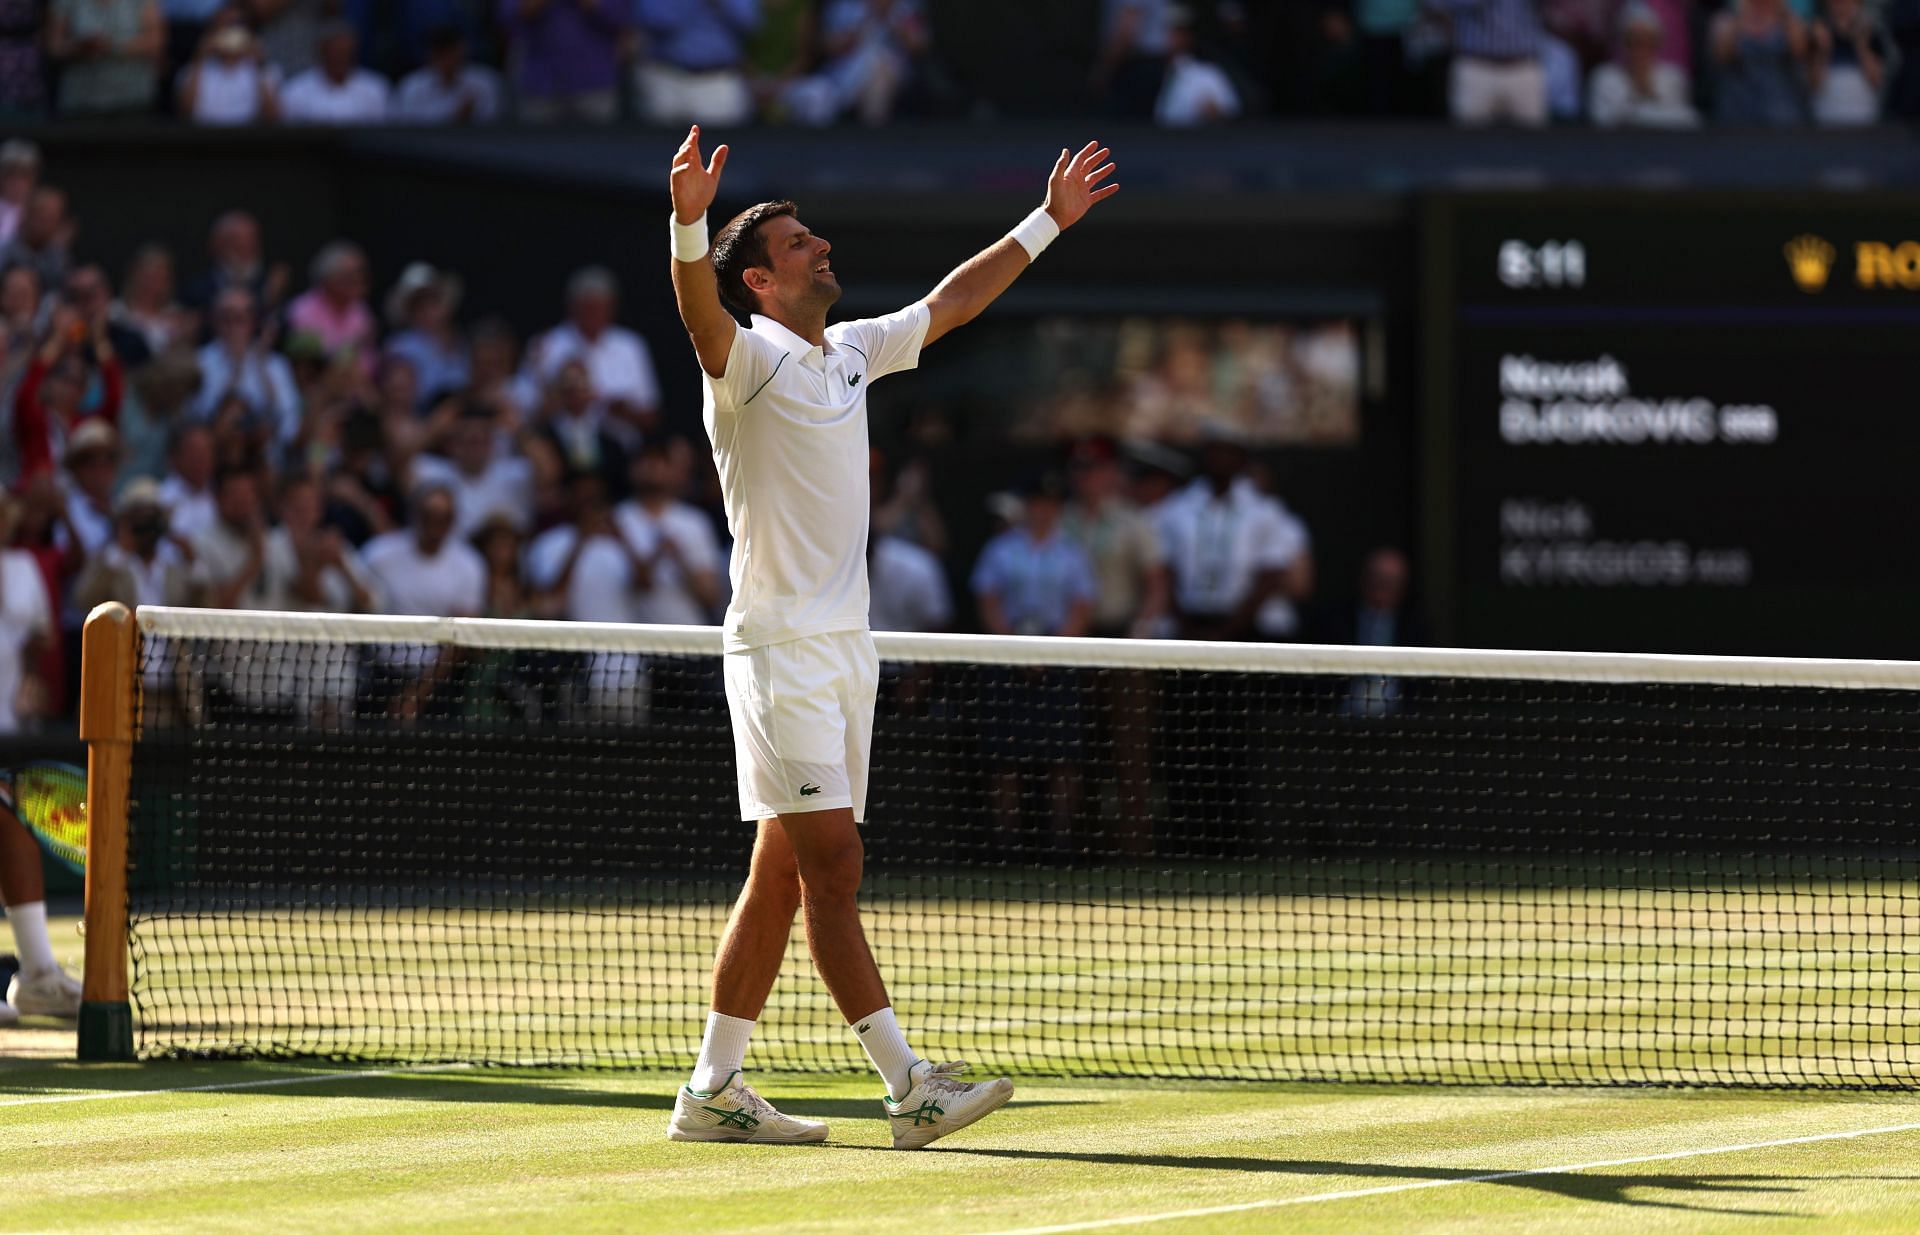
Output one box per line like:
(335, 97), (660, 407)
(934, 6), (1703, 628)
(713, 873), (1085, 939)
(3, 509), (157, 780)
(746, 852), (802, 914)
(797, 835), (864, 904)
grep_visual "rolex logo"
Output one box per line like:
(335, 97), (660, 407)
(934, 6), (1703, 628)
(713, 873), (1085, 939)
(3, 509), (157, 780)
(1784, 234), (1836, 293)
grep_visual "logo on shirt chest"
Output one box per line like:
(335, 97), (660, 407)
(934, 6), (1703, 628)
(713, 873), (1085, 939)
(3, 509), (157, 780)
(847, 373), (862, 388)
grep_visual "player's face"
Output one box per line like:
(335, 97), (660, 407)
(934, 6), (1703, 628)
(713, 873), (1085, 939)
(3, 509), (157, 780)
(753, 215), (839, 314)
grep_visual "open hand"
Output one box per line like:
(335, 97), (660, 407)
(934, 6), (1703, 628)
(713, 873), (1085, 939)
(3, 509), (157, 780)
(670, 124), (729, 225)
(1043, 141), (1118, 231)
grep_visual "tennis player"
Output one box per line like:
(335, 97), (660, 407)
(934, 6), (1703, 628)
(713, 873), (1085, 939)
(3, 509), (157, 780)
(665, 125), (1116, 1148)
(0, 764), (84, 1025)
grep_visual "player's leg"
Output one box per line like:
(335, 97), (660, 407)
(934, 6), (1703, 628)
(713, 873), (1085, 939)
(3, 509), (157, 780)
(0, 793), (79, 1018)
(694, 818), (801, 1089)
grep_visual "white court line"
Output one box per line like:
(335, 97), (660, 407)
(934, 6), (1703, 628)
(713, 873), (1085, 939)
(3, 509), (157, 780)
(0, 1062), (471, 1108)
(970, 1119), (1920, 1235)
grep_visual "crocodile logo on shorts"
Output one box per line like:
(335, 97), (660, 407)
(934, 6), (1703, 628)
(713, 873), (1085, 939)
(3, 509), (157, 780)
(799, 782), (822, 797)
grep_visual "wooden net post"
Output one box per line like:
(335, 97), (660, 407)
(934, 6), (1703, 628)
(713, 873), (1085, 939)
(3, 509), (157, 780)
(77, 602), (135, 1061)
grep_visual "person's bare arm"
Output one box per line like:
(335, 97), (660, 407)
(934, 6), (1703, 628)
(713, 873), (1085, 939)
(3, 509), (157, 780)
(668, 124), (737, 380)
(921, 142), (1117, 349)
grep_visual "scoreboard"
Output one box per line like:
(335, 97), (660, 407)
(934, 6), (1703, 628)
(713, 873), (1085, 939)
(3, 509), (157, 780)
(1427, 193), (1920, 658)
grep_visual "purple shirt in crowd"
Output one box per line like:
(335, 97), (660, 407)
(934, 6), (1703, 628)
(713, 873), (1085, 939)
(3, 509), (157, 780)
(498, 0), (633, 100)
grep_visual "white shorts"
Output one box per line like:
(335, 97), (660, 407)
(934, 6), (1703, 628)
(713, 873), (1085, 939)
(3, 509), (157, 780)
(723, 629), (878, 822)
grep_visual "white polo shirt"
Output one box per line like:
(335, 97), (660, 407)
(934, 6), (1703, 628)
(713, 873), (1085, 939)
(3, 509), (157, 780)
(1155, 477), (1303, 618)
(703, 302), (930, 652)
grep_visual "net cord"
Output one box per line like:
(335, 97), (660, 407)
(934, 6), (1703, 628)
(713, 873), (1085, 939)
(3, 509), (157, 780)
(135, 605), (1920, 690)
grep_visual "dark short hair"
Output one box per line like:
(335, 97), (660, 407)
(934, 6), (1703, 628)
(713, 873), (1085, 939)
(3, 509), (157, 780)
(711, 200), (798, 318)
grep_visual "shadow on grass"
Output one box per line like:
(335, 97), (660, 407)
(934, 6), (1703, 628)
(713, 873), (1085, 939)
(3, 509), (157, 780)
(0, 1066), (1090, 1118)
(921, 1147), (1920, 1219)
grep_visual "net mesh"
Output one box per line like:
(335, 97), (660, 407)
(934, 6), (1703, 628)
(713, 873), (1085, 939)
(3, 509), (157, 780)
(120, 610), (1920, 1086)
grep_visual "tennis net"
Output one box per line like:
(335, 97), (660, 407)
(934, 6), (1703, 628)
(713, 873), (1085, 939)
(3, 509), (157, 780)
(109, 606), (1920, 1086)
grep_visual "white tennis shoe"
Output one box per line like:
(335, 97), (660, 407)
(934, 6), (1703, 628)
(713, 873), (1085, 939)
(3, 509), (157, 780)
(8, 966), (81, 1017)
(667, 1072), (828, 1144)
(884, 1060), (1015, 1150)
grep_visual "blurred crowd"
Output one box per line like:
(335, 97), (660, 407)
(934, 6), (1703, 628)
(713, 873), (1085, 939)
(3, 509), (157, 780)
(0, 137), (1428, 734)
(0, 0), (1915, 128)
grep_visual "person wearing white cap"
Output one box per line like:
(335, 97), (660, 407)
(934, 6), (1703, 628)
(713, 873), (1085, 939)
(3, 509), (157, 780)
(1589, 3), (1701, 128)
(384, 263), (470, 408)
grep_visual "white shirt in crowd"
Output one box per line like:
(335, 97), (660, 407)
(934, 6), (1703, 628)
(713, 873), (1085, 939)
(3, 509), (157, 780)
(530, 322), (661, 422)
(194, 343), (302, 444)
(180, 59), (281, 125)
(703, 302), (930, 652)
(411, 453), (536, 539)
(1154, 477), (1302, 618)
(1587, 63), (1699, 128)
(157, 474), (216, 541)
(95, 540), (188, 608)
(393, 65), (503, 124)
(279, 67), (390, 124)
(191, 520), (297, 610)
(1155, 54), (1240, 126)
(360, 531), (486, 616)
(63, 491), (115, 557)
(526, 524), (646, 624)
(0, 549), (50, 734)
(869, 534), (951, 633)
(614, 499), (721, 626)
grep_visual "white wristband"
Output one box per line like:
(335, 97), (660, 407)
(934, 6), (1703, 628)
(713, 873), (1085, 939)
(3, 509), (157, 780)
(1007, 207), (1060, 262)
(671, 211), (710, 263)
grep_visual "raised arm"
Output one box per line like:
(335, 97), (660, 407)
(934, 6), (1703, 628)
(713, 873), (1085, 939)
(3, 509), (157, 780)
(669, 124), (737, 380)
(921, 141), (1117, 349)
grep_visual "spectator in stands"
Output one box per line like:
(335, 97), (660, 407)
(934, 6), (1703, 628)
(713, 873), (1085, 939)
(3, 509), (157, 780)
(253, 0), (325, 76)
(745, 0), (816, 121)
(633, 0), (758, 126)
(362, 482), (486, 616)
(867, 500), (949, 632)
(191, 464), (295, 609)
(46, 0), (163, 116)
(0, 265), (42, 378)
(1154, 4), (1240, 126)
(1097, 0), (1172, 119)
(276, 472), (379, 611)
(1247, 458), (1315, 640)
(14, 307), (123, 483)
(870, 449), (946, 557)
(112, 244), (192, 357)
(1436, 0), (1549, 126)
(974, 472), (1095, 641)
(1809, 0), (1887, 125)
(194, 286), (300, 445)
(498, 0), (632, 123)
(616, 436), (720, 624)
(63, 262), (150, 367)
(122, 346), (198, 482)
(0, 495), (52, 734)
(0, 4), (47, 118)
(183, 210), (288, 318)
(383, 263), (468, 408)
(157, 422), (217, 540)
(472, 512), (549, 619)
(1060, 436), (1166, 639)
(286, 240), (377, 377)
(0, 186), (73, 291)
(527, 266), (660, 446)
(972, 472), (1095, 855)
(1589, 4), (1701, 127)
(527, 468), (651, 622)
(0, 142), (38, 242)
(1318, 546), (1424, 717)
(466, 316), (532, 426)
(393, 23), (503, 123)
(1154, 430), (1302, 641)
(411, 406), (534, 538)
(74, 478), (192, 611)
(805, 0), (928, 125)
(63, 418), (122, 556)
(280, 21), (389, 123)
(1712, 0), (1810, 124)
(176, 11), (280, 124)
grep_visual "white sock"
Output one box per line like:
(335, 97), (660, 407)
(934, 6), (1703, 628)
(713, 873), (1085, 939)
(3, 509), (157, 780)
(854, 1007), (919, 1101)
(7, 901), (57, 976)
(689, 1011), (754, 1094)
